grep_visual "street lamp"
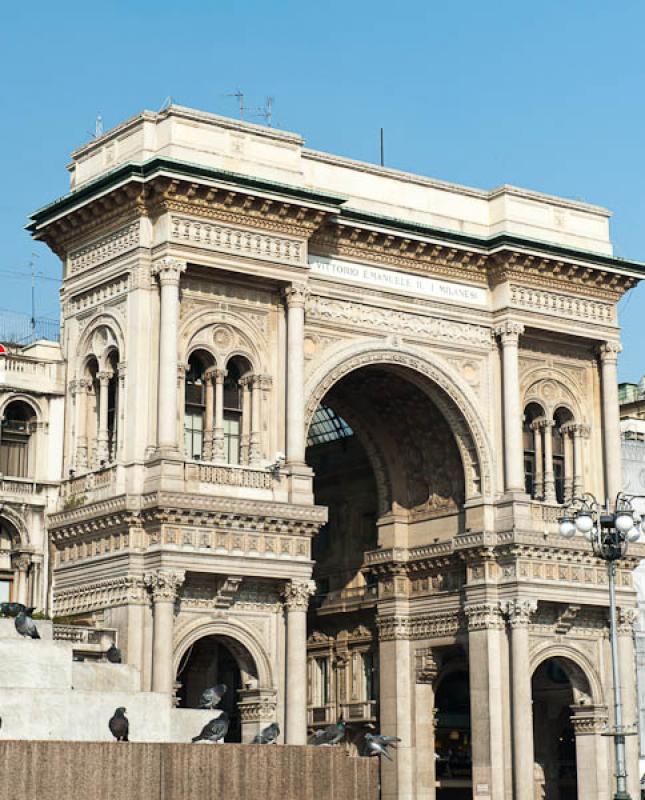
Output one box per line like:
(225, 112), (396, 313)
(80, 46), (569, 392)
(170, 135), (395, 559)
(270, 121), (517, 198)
(559, 492), (643, 800)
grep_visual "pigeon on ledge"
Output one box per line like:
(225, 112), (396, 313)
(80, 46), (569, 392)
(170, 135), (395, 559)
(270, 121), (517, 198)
(198, 684), (227, 709)
(310, 720), (345, 746)
(109, 707), (129, 742)
(192, 712), (229, 743)
(15, 608), (40, 639)
(106, 643), (122, 663)
(251, 722), (280, 744)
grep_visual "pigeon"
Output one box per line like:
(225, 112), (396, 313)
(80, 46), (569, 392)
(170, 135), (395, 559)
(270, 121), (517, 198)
(198, 684), (227, 709)
(106, 643), (122, 663)
(109, 707), (129, 742)
(372, 734), (400, 749)
(251, 722), (280, 744)
(311, 720), (346, 746)
(191, 711), (229, 743)
(364, 734), (394, 760)
(0, 602), (26, 618)
(14, 608), (39, 639)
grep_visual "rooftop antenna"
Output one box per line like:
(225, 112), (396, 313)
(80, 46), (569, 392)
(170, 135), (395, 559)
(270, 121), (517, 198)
(227, 89), (245, 120)
(380, 128), (385, 167)
(251, 96), (274, 127)
(29, 252), (39, 336)
(159, 95), (173, 112)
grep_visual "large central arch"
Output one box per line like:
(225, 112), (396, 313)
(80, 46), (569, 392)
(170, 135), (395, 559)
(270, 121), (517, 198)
(304, 341), (495, 499)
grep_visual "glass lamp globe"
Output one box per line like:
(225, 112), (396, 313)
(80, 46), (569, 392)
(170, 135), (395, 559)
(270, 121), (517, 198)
(558, 518), (576, 538)
(615, 512), (635, 535)
(626, 526), (642, 543)
(575, 512), (594, 535)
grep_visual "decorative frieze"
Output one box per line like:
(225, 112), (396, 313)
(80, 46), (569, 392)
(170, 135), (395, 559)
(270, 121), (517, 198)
(53, 575), (148, 615)
(509, 284), (614, 323)
(171, 215), (304, 264)
(306, 294), (491, 348)
(68, 222), (140, 274)
(68, 275), (129, 315)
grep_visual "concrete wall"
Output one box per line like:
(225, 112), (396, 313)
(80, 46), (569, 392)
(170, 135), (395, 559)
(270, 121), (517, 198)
(0, 741), (379, 800)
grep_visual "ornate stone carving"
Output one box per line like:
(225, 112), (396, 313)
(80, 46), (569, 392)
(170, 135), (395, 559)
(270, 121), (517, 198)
(152, 257), (187, 285)
(494, 320), (525, 345)
(170, 215), (304, 265)
(504, 598), (537, 627)
(306, 294), (491, 348)
(281, 579), (316, 611)
(509, 284), (614, 323)
(11, 554), (31, 572)
(238, 695), (278, 722)
(376, 615), (411, 641)
(598, 340), (622, 363)
(69, 275), (129, 315)
(617, 607), (639, 634)
(464, 602), (505, 631)
(144, 570), (186, 602)
(569, 704), (608, 735)
(68, 222), (140, 275)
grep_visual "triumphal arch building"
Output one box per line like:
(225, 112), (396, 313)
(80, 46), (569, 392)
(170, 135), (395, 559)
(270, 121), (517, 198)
(25, 105), (645, 799)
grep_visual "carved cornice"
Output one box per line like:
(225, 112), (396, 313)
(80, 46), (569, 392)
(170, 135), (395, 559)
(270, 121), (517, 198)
(53, 574), (149, 614)
(464, 602), (505, 631)
(282, 579), (316, 611)
(570, 704), (608, 735)
(377, 615), (412, 641)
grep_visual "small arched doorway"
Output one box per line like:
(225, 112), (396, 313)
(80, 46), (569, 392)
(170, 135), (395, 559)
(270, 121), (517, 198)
(532, 658), (583, 800)
(176, 634), (260, 743)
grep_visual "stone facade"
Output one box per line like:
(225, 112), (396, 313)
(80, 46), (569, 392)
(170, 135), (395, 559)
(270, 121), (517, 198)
(1, 104), (642, 798)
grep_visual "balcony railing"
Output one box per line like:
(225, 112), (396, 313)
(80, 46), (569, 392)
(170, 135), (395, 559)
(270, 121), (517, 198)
(53, 624), (118, 660)
(0, 476), (53, 500)
(314, 585), (378, 614)
(340, 700), (378, 722)
(185, 461), (274, 490)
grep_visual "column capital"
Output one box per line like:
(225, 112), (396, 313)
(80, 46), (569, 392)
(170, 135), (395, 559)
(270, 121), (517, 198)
(214, 368), (226, 384)
(537, 417), (555, 430)
(70, 378), (92, 395)
(11, 553), (31, 572)
(152, 257), (187, 286)
(597, 340), (622, 363)
(569, 704), (608, 735)
(503, 598), (537, 628)
(561, 421), (590, 438)
(96, 370), (113, 385)
(253, 373), (273, 390)
(617, 607), (639, 634)
(283, 283), (309, 309)
(281, 579), (316, 611)
(144, 569), (185, 602)
(415, 647), (439, 684)
(493, 320), (525, 345)
(464, 601), (505, 631)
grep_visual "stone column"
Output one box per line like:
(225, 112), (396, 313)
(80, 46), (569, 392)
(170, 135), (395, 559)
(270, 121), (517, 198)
(465, 602), (507, 800)
(495, 321), (526, 493)
(598, 341), (622, 502)
(212, 368), (226, 461)
(282, 579), (315, 744)
(144, 569), (185, 695)
(283, 284), (308, 466)
(540, 419), (556, 503)
(530, 419), (544, 498)
(570, 424), (586, 498)
(153, 258), (186, 453)
(570, 704), (609, 800)
(203, 368), (216, 461)
(96, 370), (112, 464)
(12, 554), (30, 606)
(415, 648), (438, 800)
(561, 423), (574, 503)
(237, 689), (278, 743)
(506, 598), (537, 800)
(125, 574), (147, 675)
(249, 375), (262, 466)
(73, 379), (90, 469)
(239, 376), (252, 465)
(116, 362), (126, 461)
(618, 608), (640, 800)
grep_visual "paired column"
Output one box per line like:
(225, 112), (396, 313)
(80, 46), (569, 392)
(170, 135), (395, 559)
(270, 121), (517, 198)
(494, 322), (525, 493)
(598, 341), (622, 502)
(239, 376), (252, 464)
(465, 602), (507, 800)
(540, 418), (556, 503)
(505, 599), (537, 800)
(282, 579), (315, 743)
(11, 554), (30, 606)
(530, 419), (544, 498)
(153, 258), (186, 453)
(72, 378), (91, 469)
(284, 284), (308, 466)
(116, 362), (126, 461)
(144, 569), (185, 695)
(248, 375), (262, 466)
(203, 367), (216, 461)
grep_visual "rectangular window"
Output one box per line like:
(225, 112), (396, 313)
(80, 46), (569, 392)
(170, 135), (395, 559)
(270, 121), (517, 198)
(311, 657), (329, 706)
(0, 579), (11, 603)
(0, 437), (29, 477)
(184, 410), (203, 460)
(223, 412), (241, 465)
(363, 652), (375, 701)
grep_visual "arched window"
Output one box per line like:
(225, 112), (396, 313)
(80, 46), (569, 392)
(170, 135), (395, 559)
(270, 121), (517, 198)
(105, 351), (119, 462)
(0, 400), (37, 478)
(523, 403), (545, 498)
(184, 352), (209, 460)
(223, 357), (252, 465)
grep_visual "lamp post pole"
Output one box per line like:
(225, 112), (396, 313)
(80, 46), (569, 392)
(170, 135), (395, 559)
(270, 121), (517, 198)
(558, 492), (643, 800)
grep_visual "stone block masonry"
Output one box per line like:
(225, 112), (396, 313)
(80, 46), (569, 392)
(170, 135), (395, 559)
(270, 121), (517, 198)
(0, 741), (379, 800)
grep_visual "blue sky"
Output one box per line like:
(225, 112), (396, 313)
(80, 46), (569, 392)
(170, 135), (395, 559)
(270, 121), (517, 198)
(1, 1), (644, 380)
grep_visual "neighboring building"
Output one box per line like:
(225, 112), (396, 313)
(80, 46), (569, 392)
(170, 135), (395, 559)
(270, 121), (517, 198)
(620, 379), (645, 777)
(4, 104), (644, 798)
(0, 338), (64, 610)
